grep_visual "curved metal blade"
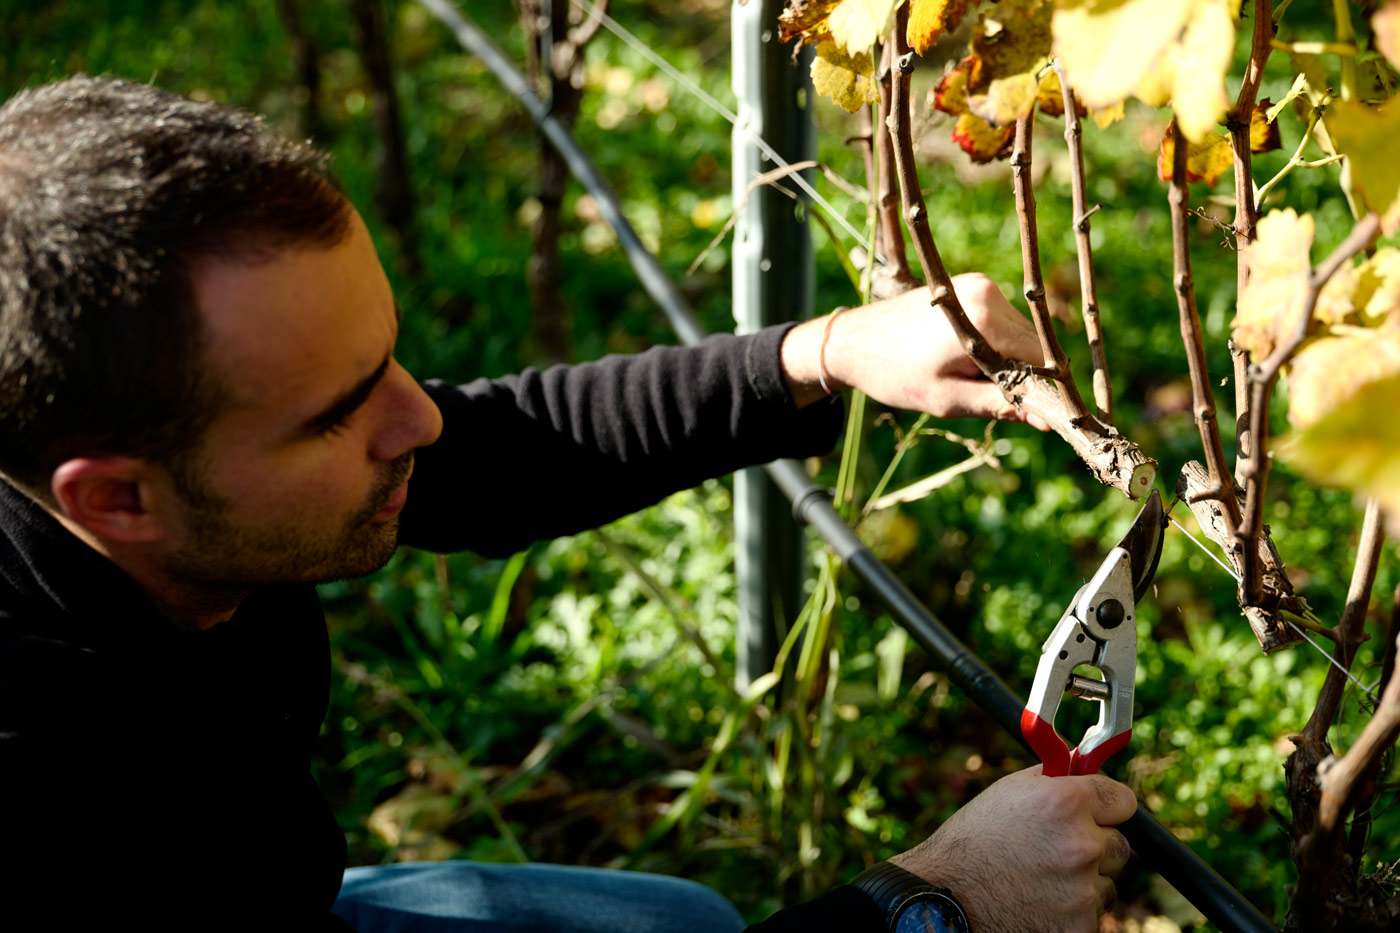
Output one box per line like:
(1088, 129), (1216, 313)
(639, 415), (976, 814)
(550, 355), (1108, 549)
(1116, 488), (1166, 605)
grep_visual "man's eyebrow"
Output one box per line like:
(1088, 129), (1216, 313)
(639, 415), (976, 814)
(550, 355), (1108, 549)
(303, 355), (391, 435)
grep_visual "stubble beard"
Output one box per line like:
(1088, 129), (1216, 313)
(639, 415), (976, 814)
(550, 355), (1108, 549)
(165, 452), (415, 590)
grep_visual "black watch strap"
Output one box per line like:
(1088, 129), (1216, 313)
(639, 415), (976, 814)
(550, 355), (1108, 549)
(850, 861), (972, 933)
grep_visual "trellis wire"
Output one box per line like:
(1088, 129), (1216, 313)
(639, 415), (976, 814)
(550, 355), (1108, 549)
(1167, 514), (1379, 704)
(570, 0), (870, 250)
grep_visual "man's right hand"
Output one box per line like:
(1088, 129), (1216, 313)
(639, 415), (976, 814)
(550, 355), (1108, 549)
(888, 766), (1136, 932)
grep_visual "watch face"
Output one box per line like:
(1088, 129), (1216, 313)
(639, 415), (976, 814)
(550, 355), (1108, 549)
(894, 896), (970, 933)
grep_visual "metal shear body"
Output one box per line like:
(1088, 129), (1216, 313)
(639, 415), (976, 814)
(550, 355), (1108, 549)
(1021, 489), (1164, 777)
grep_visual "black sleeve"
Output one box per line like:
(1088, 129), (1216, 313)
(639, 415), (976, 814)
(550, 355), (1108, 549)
(398, 325), (843, 556)
(745, 886), (884, 932)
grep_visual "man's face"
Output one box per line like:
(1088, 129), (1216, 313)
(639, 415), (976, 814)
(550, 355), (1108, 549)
(157, 210), (444, 590)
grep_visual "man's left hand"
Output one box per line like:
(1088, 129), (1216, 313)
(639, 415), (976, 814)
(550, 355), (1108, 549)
(781, 273), (1049, 430)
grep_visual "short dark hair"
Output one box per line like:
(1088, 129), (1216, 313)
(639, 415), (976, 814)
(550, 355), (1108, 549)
(0, 75), (351, 501)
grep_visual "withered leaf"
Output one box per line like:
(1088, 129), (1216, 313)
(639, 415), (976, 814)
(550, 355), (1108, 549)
(908, 0), (978, 55)
(1233, 208), (1315, 360)
(778, 0), (840, 48)
(1287, 329), (1400, 429)
(1157, 123), (1234, 186)
(1250, 99), (1282, 154)
(1327, 97), (1400, 234)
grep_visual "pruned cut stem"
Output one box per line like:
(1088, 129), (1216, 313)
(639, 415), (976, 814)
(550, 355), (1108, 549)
(1052, 60), (1112, 423)
(1175, 461), (1303, 653)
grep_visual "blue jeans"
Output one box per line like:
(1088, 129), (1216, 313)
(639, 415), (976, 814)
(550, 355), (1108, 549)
(332, 861), (748, 932)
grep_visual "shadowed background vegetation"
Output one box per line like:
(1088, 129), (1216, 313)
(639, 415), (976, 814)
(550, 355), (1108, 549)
(4, 1), (1395, 928)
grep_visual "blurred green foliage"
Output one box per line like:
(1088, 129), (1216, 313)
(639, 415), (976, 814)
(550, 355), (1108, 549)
(5, 1), (1397, 928)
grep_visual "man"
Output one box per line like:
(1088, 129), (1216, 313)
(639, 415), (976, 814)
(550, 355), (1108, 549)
(0, 76), (1133, 931)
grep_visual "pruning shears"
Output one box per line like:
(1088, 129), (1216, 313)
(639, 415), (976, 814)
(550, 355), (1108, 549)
(1020, 489), (1166, 777)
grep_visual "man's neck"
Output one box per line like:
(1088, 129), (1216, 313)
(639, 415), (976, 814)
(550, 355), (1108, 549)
(53, 511), (248, 630)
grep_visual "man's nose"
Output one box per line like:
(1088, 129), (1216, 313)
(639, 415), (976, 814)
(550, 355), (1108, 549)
(371, 361), (444, 462)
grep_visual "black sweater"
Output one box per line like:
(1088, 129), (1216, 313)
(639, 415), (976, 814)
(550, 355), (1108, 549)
(0, 327), (880, 931)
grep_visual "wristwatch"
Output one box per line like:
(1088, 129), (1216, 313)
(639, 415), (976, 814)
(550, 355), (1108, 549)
(850, 861), (973, 933)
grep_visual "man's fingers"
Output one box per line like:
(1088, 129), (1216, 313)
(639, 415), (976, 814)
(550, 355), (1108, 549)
(1098, 828), (1131, 876)
(1095, 875), (1119, 916)
(950, 272), (1045, 367)
(941, 380), (1050, 431)
(1085, 774), (1139, 825)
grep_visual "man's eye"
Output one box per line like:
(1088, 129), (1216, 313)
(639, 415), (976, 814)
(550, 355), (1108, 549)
(314, 414), (352, 437)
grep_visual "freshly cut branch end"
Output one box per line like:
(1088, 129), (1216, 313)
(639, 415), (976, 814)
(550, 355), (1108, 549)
(1176, 460), (1306, 653)
(1013, 376), (1156, 499)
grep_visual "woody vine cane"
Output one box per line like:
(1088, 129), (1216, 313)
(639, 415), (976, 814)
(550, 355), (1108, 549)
(417, 0), (1280, 928)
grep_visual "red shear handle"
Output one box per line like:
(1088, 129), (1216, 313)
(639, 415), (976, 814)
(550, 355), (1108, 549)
(1067, 730), (1132, 776)
(1021, 710), (1132, 777)
(1020, 709), (1071, 777)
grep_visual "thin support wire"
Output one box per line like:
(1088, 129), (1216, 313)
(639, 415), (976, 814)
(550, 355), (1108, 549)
(570, 0), (869, 249)
(1168, 516), (1378, 704)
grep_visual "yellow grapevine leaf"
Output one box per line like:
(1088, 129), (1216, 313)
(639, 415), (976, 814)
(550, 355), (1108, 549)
(932, 59), (1015, 160)
(1327, 97), (1400, 234)
(1053, 0), (1190, 108)
(1287, 330), (1400, 429)
(1251, 100), (1282, 154)
(1355, 247), (1400, 327)
(828, 0), (899, 53)
(1090, 101), (1126, 128)
(1053, 0), (1234, 142)
(778, 0), (840, 48)
(933, 60), (973, 115)
(1036, 68), (1073, 118)
(1280, 373), (1400, 520)
(1160, 0), (1234, 141)
(908, 0), (978, 55)
(1233, 209), (1315, 359)
(1314, 263), (1357, 327)
(965, 0), (1054, 127)
(1157, 123), (1234, 186)
(953, 113), (1016, 161)
(1377, 0), (1400, 73)
(812, 41), (879, 112)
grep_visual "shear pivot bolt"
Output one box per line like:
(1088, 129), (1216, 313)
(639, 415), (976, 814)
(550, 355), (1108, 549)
(1096, 598), (1125, 629)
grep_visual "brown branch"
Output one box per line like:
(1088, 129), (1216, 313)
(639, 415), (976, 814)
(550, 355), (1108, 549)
(1302, 498), (1385, 745)
(1294, 627), (1400, 931)
(888, 8), (1005, 375)
(886, 6), (1156, 499)
(874, 44), (913, 291)
(1052, 60), (1112, 423)
(1238, 213), (1383, 604)
(1228, 0), (1275, 484)
(1169, 120), (1241, 528)
(1011, 112), (1073, 383)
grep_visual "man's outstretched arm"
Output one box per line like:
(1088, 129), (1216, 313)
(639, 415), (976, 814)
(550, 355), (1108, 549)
(400, 274), (1045, 556)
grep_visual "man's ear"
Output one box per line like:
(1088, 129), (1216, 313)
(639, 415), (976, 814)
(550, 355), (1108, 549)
(49, 456), (170, 544)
